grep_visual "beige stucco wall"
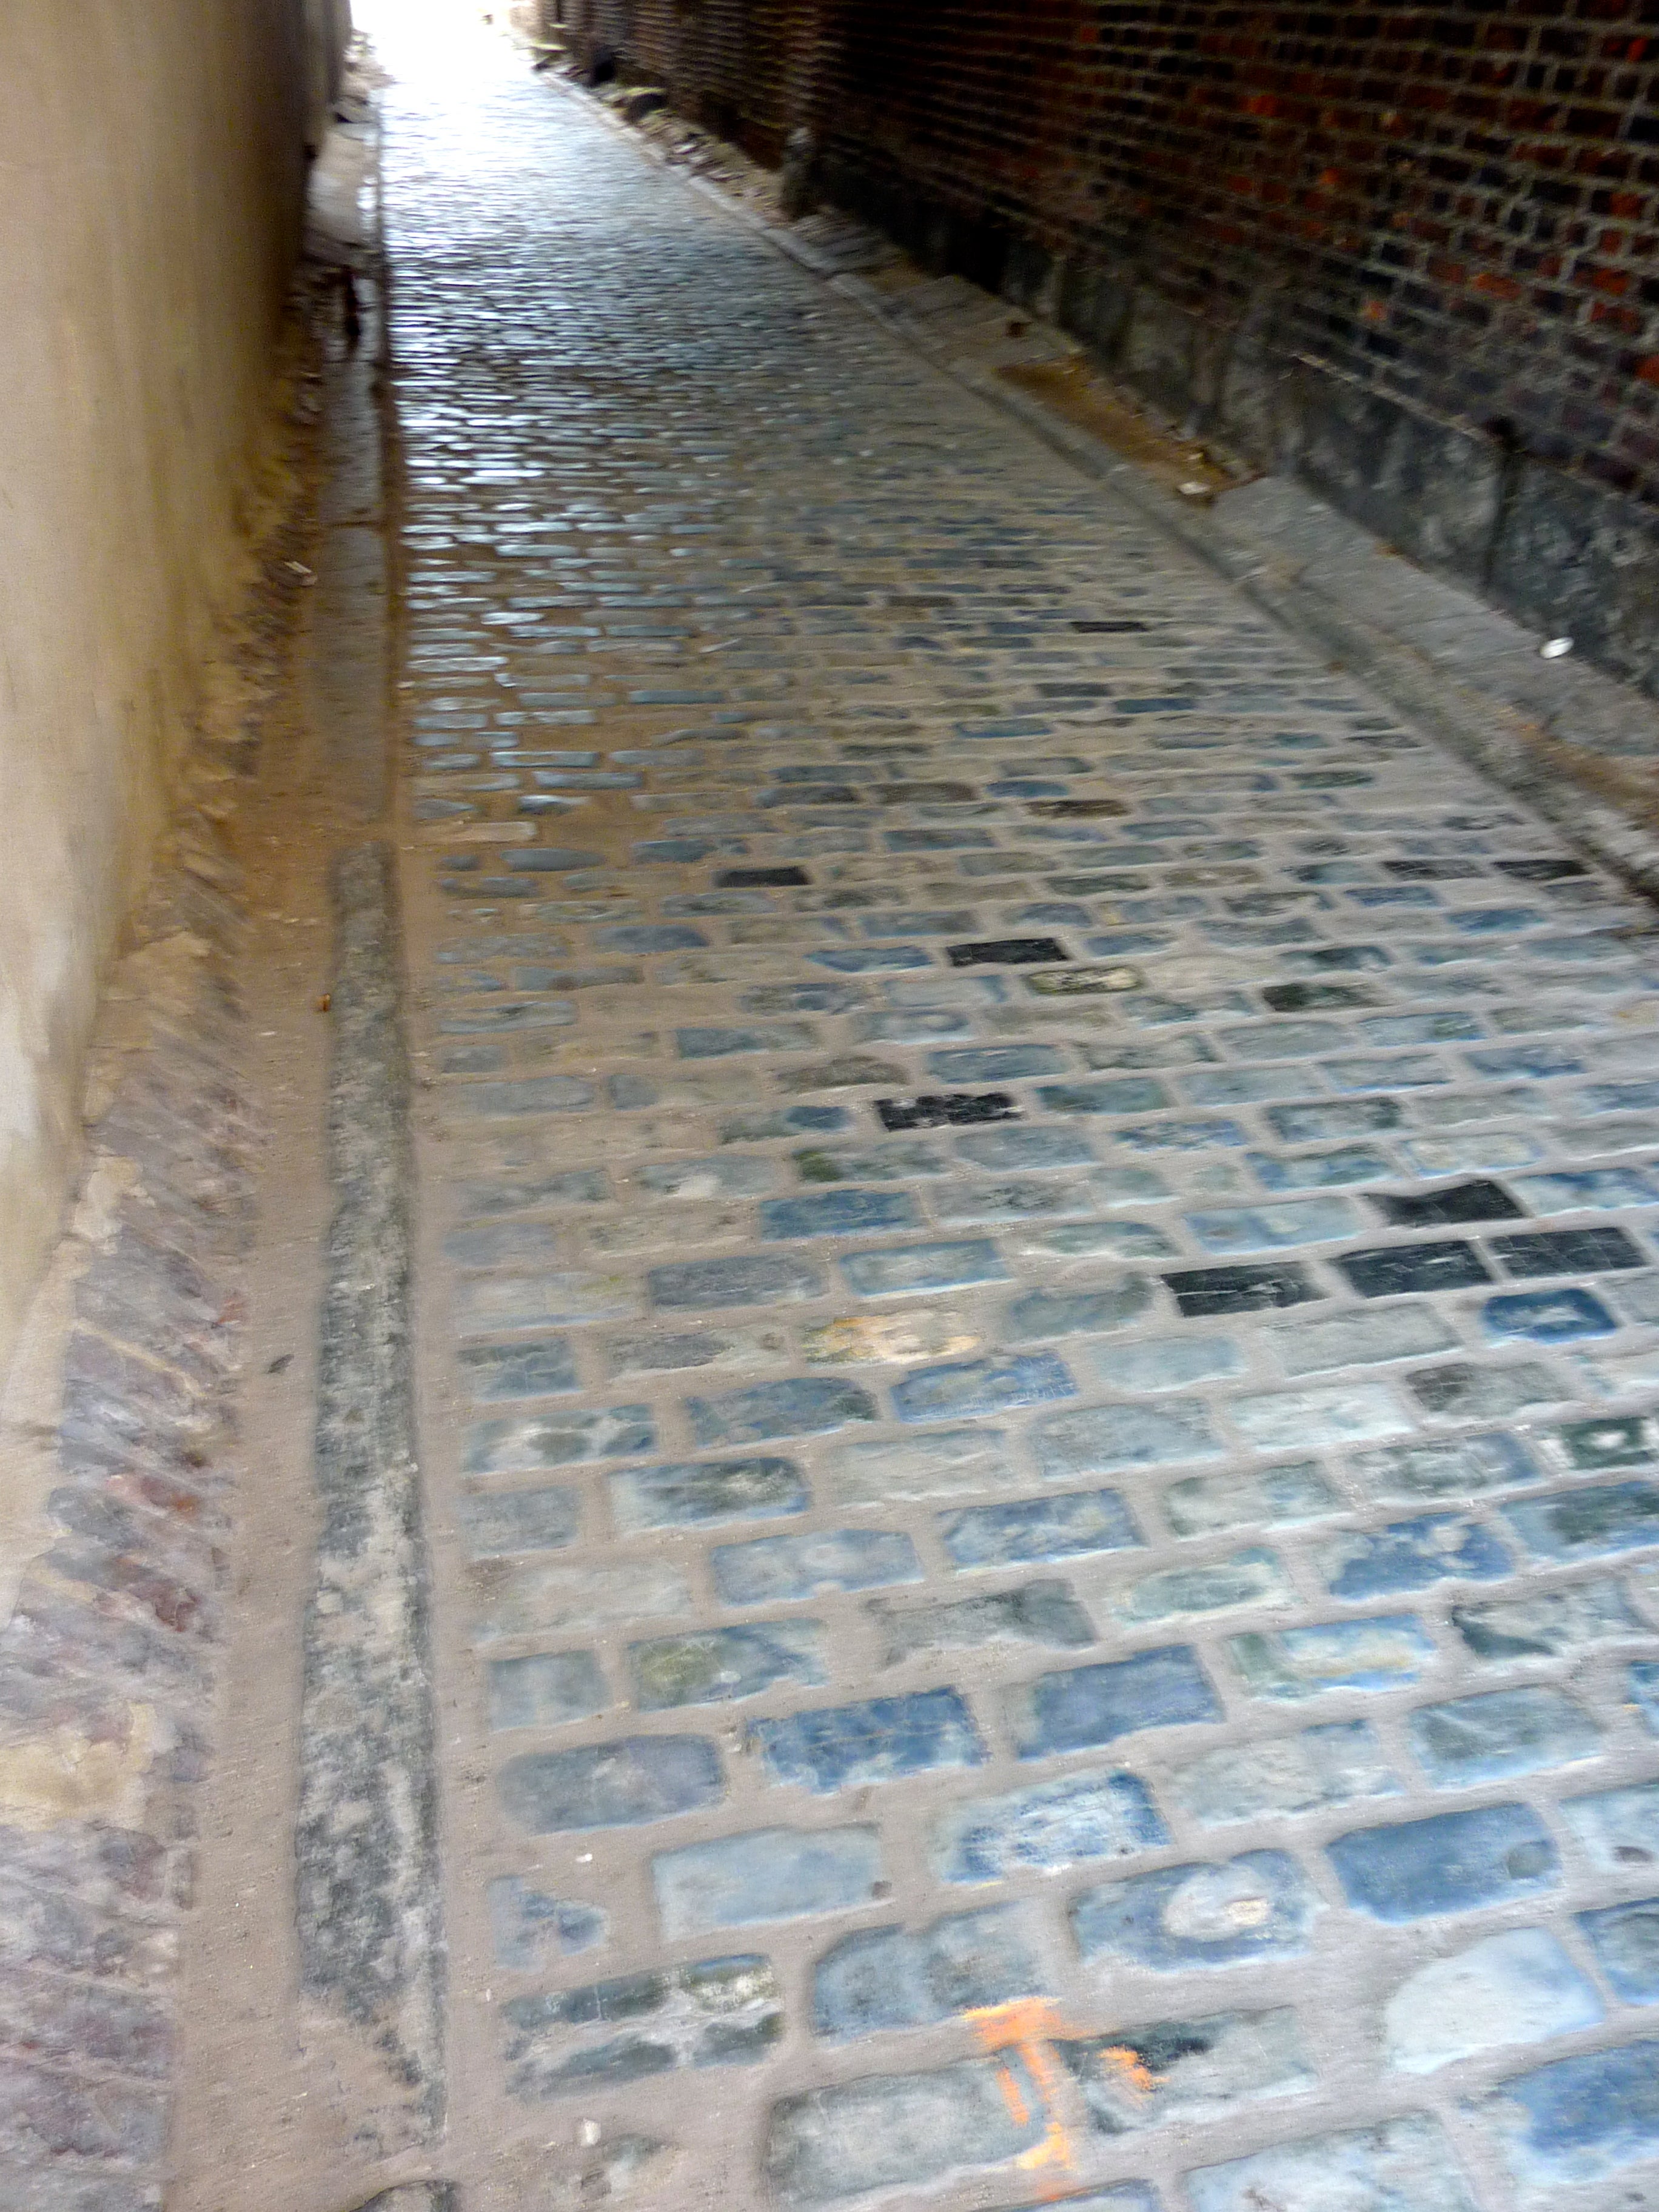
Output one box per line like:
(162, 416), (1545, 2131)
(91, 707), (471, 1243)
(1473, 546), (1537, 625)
(0, 1), (321, 1384)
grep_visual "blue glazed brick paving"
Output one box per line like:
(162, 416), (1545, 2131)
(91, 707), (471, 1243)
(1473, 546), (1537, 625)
(386, 29), (1659, 2210)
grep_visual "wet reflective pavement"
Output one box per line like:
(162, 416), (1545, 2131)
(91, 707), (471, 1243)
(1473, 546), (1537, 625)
(380, 20), (1659, 2210)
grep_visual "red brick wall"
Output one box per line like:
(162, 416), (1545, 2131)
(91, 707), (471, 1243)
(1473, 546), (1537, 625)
(607, 1), (820, 161)
(816, 2), (1659, 510)
(579, 1), (1659, 686)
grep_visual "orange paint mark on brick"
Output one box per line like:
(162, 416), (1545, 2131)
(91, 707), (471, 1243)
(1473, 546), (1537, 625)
(968, 1996), (1082, 2194)
(994, 2055), (1031, 2128)
(1096, 2043), (1157, 2098)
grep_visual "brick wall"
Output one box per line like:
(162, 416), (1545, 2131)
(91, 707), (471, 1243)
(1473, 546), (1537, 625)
(575, 0), (1659, 694)
(601, 1), (822, 162)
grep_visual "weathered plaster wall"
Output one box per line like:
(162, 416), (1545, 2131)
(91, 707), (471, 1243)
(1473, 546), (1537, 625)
(0, 1), (322, 1386)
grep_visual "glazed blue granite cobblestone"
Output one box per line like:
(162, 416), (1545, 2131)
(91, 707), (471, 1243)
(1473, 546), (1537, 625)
(386, 32), (1659, 2206)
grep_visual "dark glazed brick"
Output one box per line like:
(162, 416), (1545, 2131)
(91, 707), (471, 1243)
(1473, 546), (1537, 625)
(1326, 1803), (1557, 1920)
(1336, 1241), (1493, 1297)
(1406, 1361), (1563, 1418)
(1071, 1851), (1321, 1970)
(1501, 1480), (1659, 1561)
(1262, 980), (1379, 1011)
(1164, 1262), (1324, 1318)
(1366, 1180), (1524, 1228)
(1553, 1413), (1659, 1470)
(718, 866), (811, 886)
(1489, 1227), (1647, 1277)
(811, 1905), (1045, 2038)
(946, 937), (1070, 967)
(498, 1736), (724, 1831)
(602, 924), (712, 951)
(1494, 857), (1590, 882)
(763, 2053), (1047, 2207)
(1007, 1646), (1221, 1760)
(753, 1688), (986, 1792)
(876, 1093), (1017, 1130)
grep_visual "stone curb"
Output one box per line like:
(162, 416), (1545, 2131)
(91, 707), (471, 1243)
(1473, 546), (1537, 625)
(297, 842), (443, 2143)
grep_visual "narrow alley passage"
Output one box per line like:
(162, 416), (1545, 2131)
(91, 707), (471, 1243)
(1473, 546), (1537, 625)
(190, 18), (1659, 2212)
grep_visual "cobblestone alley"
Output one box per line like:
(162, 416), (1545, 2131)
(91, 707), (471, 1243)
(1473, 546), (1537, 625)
(184, 15), (1659, 2212)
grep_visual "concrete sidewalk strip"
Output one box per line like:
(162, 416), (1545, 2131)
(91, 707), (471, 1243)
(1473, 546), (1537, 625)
(373, 27), (1659, 2212)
